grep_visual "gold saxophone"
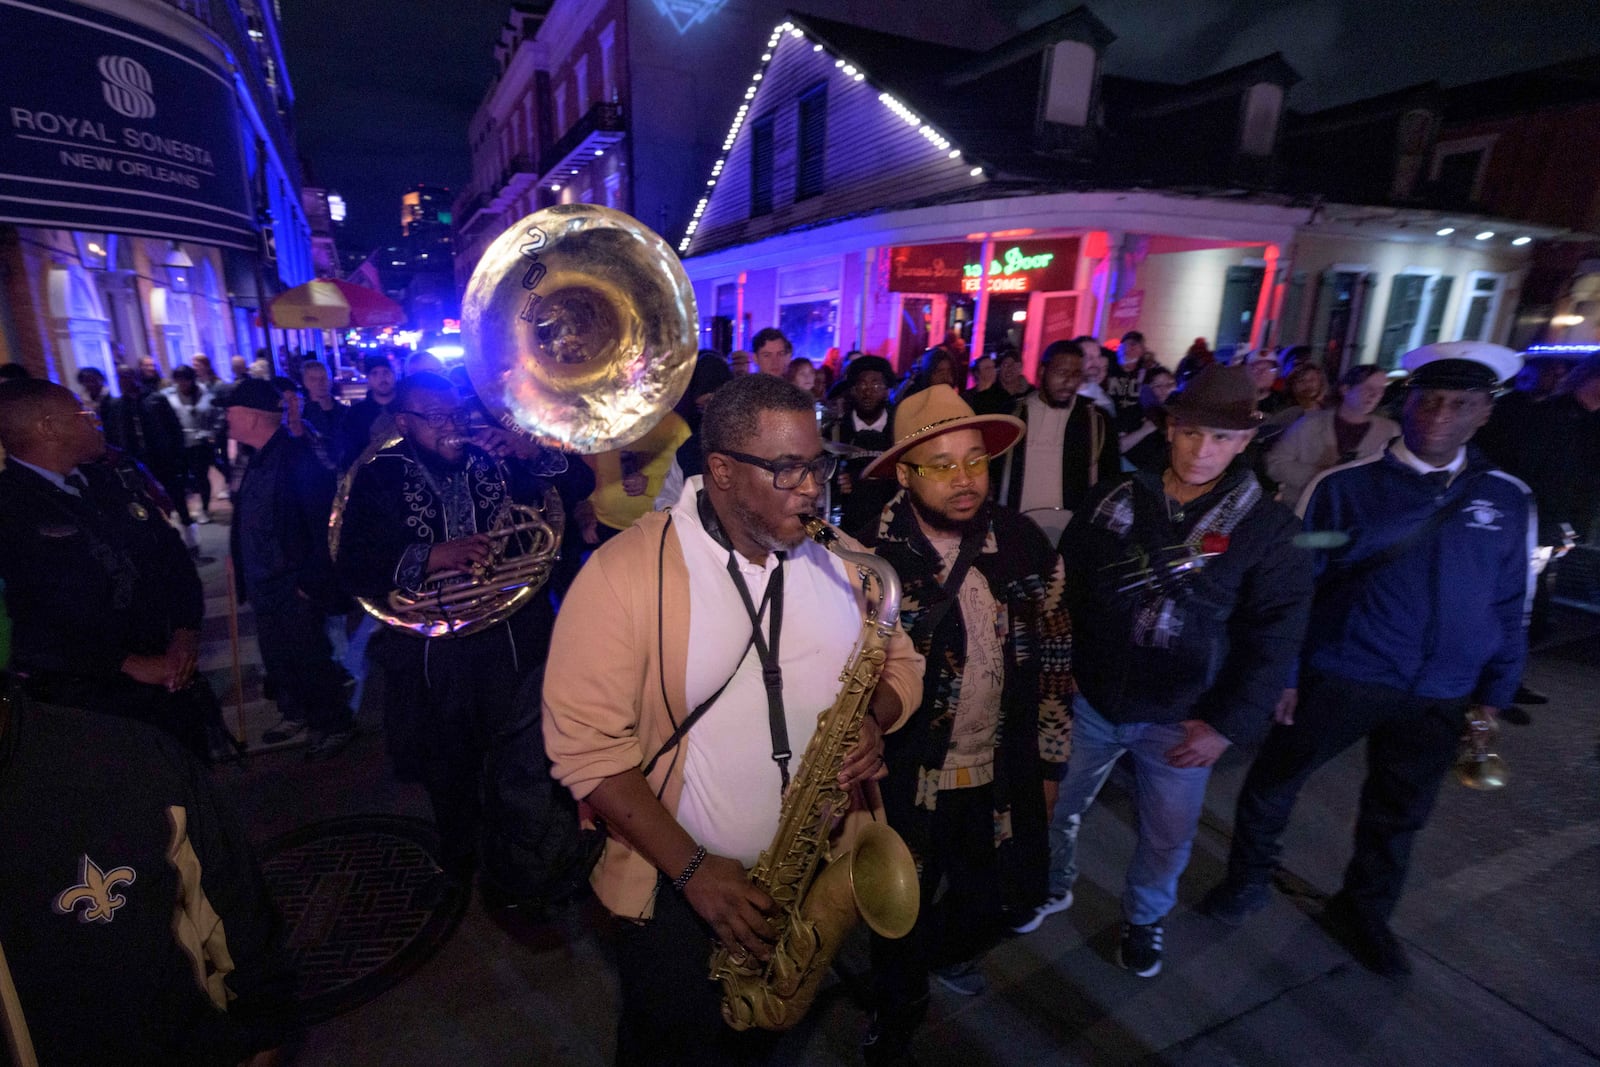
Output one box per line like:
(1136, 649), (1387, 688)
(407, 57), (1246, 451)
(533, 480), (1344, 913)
(710, 516), (921, 1032)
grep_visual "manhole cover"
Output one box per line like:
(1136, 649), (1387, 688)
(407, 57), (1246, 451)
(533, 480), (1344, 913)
(258, 814), (468, 1023)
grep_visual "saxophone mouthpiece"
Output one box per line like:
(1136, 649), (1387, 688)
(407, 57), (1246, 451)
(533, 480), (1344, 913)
(799, 514), (835, 546)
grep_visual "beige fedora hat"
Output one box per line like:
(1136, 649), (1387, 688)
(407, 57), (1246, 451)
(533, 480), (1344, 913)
(862, 384), (1025, 479)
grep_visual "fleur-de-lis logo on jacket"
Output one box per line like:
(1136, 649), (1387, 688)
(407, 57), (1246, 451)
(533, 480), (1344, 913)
(53, 855), (137, 923)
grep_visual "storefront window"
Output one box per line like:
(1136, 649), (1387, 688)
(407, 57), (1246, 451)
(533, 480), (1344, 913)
(779, 298), (837, 364)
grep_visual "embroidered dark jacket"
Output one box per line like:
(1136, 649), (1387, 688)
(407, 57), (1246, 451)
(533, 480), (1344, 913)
(0, 458), (202, 680)
(335, 439), (592, 602)
(1061, 466), (1312, 744)
(858, 494), (1074, 911)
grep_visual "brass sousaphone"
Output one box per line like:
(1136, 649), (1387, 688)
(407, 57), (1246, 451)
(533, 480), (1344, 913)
(329, 204), (698, 636)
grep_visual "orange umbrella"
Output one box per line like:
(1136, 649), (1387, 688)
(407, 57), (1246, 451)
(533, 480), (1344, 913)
(268, 279), (405, 329)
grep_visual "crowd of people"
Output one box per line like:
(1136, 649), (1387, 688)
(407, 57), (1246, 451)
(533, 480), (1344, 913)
(0, 316), (1595, 1065)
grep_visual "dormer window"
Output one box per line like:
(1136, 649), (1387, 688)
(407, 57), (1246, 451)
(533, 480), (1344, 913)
(1240, 83), (1284, 156)
(1040, 40), (1096, 128)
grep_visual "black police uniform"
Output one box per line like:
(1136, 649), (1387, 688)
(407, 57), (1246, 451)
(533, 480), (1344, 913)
(0, 456), (208, 755)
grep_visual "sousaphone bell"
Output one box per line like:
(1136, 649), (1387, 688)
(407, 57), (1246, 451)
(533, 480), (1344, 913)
(329, 204), (699, 636)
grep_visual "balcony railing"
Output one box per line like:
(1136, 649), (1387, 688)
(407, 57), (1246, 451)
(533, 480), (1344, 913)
(545, 102), (625, 173)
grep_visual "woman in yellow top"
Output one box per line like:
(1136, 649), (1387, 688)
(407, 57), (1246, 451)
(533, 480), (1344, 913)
(580, 410), (692, 544)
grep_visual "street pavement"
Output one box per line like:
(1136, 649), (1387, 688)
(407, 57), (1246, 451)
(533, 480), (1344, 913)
(197, 505), (1600, 1066)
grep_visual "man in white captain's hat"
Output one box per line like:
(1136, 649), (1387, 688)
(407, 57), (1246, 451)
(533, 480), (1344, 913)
(1203, 341), (1535, 978)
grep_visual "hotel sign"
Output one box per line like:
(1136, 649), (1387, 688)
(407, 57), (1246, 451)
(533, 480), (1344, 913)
(0, 0), (253, 249)
(889, 238), (1079, 294)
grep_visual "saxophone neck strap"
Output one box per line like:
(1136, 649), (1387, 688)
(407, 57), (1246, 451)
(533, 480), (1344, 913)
(640, 495), (791, 798)
(702, 486), (793, 794)
(726, 550), (790, 794)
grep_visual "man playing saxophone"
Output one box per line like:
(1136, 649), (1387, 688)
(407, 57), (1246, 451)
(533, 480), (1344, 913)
(543, 373), (924, 1065)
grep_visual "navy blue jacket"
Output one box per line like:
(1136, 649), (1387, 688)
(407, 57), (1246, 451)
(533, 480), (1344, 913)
(1298, 444), (1535, 707)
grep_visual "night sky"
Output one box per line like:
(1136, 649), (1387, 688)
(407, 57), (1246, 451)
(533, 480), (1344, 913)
(280, 0), (1600, 258)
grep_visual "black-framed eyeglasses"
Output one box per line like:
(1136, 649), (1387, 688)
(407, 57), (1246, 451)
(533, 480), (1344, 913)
(718, 449), (838, 490)
(399, 408), (469, 430)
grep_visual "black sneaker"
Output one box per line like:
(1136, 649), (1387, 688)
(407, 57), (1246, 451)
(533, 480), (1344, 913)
(862, 998), (926, 1067)
(1200, 880), (1270, 927)
(1512, 684), (1548, 706)
(306, 728), (356, 761)
(261, 718), (306, 745)
(1117, 921), (1164, 977)
(930, 960), (986, 996)
(1322, 894), (1410, 977)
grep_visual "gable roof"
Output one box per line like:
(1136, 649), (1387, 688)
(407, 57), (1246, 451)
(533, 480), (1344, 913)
(680, 9), (1306, 254)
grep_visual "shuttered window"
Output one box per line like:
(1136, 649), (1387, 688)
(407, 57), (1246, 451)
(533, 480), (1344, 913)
(751, 115), (775, 217)
(796, 82), (827, 201)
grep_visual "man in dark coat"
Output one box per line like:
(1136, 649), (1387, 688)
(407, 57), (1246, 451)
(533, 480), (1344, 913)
(225, 378), (354, 758)
(992, 339), (1121, 546)
(829, 353), (896, 536)
(337, 352), (398, 469)
(856, 385), (1073, 1063)
(966, 348), (1034, 416)
(1203, 342), (1534, 978)
(105, 364), (196, 550)
(0, 380), (210, 757)
(336, 372), (593, 895)
(1048, 365), (1313, 978)
(1476, 352), (1600, 645)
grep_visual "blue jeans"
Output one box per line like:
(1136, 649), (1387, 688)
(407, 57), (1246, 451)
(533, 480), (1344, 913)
(1048, 696), (1213, 925)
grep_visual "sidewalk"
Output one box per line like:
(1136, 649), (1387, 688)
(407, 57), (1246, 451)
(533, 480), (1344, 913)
(206, 514), (1600, 1067)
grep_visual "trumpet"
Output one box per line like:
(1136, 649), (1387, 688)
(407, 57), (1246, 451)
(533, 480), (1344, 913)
(1454, 709), (1508, 790)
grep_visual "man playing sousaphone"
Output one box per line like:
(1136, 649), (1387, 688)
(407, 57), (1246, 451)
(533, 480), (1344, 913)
(543, 373), (923, 1065)
(336, 371), (594, 902)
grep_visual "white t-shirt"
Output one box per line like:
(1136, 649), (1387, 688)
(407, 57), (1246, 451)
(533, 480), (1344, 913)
(670, 477), (863, 866)
(1018, 393), (1073, 515)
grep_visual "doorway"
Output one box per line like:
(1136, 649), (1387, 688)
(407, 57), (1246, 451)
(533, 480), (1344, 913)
(1215, 265), (1266, 351)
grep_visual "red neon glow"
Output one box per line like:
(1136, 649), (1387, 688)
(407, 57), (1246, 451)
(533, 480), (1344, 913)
(1082, 229), (1110, 260)
(1249, 245), (1279, 349)
(962, 275), (1032, 293)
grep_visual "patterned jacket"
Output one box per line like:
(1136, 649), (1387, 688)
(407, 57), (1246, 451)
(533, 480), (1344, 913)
(336, 439), (566, 602)
(858, 493), (1074, 911)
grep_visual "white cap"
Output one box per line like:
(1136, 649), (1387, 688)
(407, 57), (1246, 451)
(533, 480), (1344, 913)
(1400, 341), (1521, 389)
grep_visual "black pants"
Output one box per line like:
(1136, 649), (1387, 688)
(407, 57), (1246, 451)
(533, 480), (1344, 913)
(253, 597), (351, 737)
(1226, 669), (1466, 921)
(872, 784), (1002, 1013)
(613, 880), (782, 1066)
(371, 607), (551, 877)
(182, 442), (215, 511)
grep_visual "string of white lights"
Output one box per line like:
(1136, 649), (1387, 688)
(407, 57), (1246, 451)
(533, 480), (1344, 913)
(677, 19), (981, 253)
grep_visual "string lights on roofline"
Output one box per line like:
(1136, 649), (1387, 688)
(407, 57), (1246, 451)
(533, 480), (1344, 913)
(677, 19), (981, 253)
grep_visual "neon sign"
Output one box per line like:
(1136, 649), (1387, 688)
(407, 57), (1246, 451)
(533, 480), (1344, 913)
(888, 238), (1078, 294)
(962, 275), (1031, 293)
(964, 246), (1055, 279)
(654, 0), (728, 35)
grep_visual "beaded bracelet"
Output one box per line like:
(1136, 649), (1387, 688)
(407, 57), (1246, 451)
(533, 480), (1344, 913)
(672, 845), (707, 892)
